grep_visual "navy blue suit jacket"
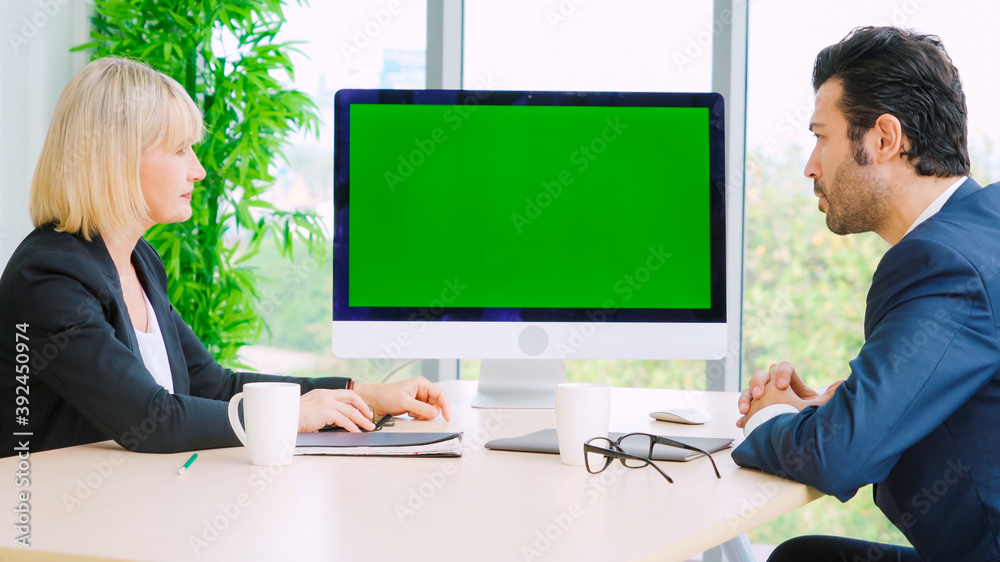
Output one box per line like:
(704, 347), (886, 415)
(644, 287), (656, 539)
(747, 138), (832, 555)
(0, 226), (348, 456)
(733, 178), (1000, 560)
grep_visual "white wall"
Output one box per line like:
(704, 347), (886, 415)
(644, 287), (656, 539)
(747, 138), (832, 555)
(0, 0), (91, 268)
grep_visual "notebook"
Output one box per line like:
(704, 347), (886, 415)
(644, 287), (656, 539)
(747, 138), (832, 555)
(485, 429), (733, 462)
(296, 432), (463, 457)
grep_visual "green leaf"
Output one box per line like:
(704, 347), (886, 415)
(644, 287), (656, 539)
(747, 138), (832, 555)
(70, 41), (102, 52)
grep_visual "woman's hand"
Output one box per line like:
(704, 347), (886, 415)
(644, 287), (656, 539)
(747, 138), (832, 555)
(353, 376), (452, 421)
(298, 389), (376, 433)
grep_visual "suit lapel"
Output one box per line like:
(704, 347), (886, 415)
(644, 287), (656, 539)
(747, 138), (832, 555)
(864, 177), (983, 338)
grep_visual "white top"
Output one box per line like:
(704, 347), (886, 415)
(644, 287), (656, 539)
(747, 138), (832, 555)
(745, 177), (973, 436)
(134, 286), (174, 393)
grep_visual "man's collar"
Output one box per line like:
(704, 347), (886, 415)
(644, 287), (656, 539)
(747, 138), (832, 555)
(941, 176), (983, 209)
(902, 176), (973, 237)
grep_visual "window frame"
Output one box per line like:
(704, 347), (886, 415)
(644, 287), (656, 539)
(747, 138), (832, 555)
(425, 0), (748, 392)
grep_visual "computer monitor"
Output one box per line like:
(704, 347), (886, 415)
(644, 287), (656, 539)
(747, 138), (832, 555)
(333, 89), (726, 408)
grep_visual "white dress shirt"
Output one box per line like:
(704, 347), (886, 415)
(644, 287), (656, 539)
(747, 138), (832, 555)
(902, 176), (968, 237)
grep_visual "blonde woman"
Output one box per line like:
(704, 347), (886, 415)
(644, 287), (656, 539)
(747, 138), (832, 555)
(0, 57), (449, 457)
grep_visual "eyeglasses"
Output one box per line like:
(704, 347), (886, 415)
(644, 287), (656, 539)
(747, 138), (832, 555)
(583, 432), (722, 483)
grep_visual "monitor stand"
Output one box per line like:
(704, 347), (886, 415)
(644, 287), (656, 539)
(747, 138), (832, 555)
(471, 359), (566, 409)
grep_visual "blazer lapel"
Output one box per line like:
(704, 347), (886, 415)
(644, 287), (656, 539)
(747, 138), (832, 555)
(88, 234), (140, 353)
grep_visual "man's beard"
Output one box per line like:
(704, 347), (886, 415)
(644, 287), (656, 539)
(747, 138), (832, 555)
(816, 157), (890, 235)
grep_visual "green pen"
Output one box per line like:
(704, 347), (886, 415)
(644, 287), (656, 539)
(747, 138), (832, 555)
(178, 453), (198, 475)
(374, 413), (392, 430)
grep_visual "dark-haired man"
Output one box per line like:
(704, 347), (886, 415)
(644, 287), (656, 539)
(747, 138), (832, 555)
(733, 26), (1000, 561)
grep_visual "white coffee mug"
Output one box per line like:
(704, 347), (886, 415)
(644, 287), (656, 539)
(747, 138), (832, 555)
(227, 382), (301, 466)
(555, 382), (611, 466)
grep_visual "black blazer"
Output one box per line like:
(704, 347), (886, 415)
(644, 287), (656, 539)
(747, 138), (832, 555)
(0, 225), (348, 456)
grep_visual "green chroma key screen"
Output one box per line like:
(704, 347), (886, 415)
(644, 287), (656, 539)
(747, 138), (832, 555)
(346, 103), (711, 310)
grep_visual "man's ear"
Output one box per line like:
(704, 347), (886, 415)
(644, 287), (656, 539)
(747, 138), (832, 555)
(871, 113), (906, 164)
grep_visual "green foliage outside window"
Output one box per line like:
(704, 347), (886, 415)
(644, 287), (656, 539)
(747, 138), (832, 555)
(741, 144), (888, 385)
(739, 145), (902, 547)
(740, 137), (998, 547)
(73, 0), (325, 367)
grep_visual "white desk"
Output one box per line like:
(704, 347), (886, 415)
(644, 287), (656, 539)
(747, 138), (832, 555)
(1, 381), (821, 561)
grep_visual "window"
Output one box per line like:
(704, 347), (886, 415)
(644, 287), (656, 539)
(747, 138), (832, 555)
(742, 0), (1000, 547)
(242, 1), (428, 384)
(463, 0), (712, 92)
(460, 0), (719, 388)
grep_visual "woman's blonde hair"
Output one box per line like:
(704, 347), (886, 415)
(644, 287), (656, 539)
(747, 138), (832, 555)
(30, 57), (205, 240)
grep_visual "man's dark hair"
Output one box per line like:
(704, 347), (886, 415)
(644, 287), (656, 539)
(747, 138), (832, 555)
(812, 26), (970, 177)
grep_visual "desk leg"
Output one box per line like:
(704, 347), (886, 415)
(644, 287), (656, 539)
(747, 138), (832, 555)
(720, 534), (755, 561)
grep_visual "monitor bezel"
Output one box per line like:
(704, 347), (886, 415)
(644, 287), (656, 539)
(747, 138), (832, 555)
(333, 88), (726, 325)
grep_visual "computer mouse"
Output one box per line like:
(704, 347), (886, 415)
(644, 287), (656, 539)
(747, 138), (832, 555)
(650, 408), (712, 425)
